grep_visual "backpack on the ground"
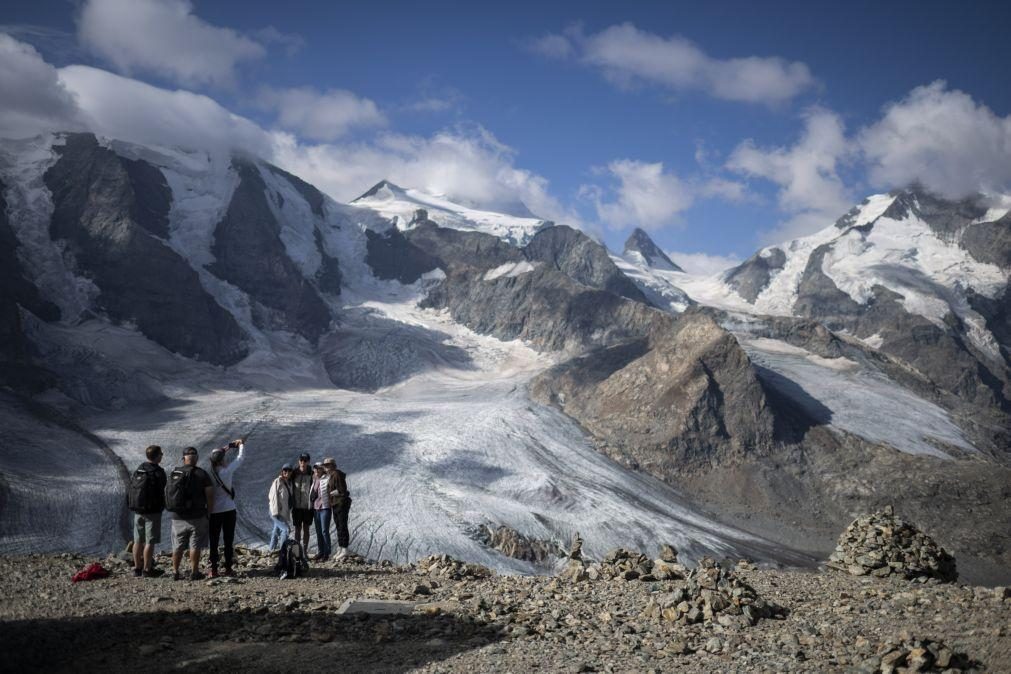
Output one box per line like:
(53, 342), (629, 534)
(127, 465), (161, 513)
(164, 467), (195, 514)
(277, 538), (308, 579)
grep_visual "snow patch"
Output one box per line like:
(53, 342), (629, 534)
(484, 261), (537, 281)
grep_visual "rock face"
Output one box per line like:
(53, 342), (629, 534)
(623, 227), (683, 272)
(827, 506), (957, 583)
(531, 310), (776, 469)
(474, 524), (563, 564)
(724, 248), (786, 303)
(43, 133), (248, 365)
(0, 178), (59, 389)
(210, 159), (332, 343)
(525, 225), (648, 302)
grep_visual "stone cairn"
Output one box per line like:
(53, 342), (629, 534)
(827, 506), (957, 582)
(560, 539), (687, 583)
(642, 557), (785, 627)
(415, 554), (493, 580)
(872, 633), (971, 673)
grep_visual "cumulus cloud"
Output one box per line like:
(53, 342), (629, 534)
(272, 125), (583, 227)
(58, 65), (273, 154)
(665, 250), (742, 276)
(583, 159), (695, 230)
(77, 0), (266, 87)
(533, 23), (815, 105)
(257, 86), (386, 142)
(858, 80), (1011, 199)
(727, 108), (853, 241)
(0, 33), (84, 138)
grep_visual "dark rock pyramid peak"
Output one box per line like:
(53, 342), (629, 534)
(623, 228), (683, 272)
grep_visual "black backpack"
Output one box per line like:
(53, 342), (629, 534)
(165, 466), (195, 514)
(127, 464), (162, 513)
(277, 539), (307, 579)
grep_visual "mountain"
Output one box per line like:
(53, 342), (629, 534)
(623, 227), (683, 272)
(1, 132), (1009, 582)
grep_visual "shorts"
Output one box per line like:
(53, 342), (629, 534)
(292, 508), (314, 527)
(134, 513), (162, 545)
(171, 517), (209, 553)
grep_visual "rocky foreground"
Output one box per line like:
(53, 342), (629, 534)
(0, 547), (1008, 673)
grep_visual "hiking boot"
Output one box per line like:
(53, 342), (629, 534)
(222, 567), (235, 577)
(189, 570), (206, 581)
(333, 547), (348, 561)
(173, 571), (182, 581)
(209, 568), (219, 579)
(143, 568), (165, 578)
(133, 567), (143, 578)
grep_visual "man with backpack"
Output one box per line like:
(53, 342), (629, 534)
(166, 446), (214, 581)
(208, 438), (245, 578)
(290, 453), (314, 558)
(128, 445), (167, 578)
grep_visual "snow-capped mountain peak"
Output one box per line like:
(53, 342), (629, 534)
(352, 178), (552, 246)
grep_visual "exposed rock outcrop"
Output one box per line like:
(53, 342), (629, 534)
(724, 247), (786, 303)
(474, 524), (563, 564)
(525, 225), (648, 302)
(210, 159), (332, 342)
(531, 309), (776, 469)
(44, 133), (247, 365)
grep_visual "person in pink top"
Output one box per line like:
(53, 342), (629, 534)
(309, 462), (331, 560)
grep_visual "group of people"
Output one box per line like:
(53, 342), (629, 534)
(127, 440), (352, 581)
(266, 453), (352, 562)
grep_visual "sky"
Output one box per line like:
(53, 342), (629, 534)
(3, 0), (1011, 273)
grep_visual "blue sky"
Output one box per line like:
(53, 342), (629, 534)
(3, 0), (1011, 270)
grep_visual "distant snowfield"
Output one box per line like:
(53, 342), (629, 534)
(738, 337), (975, 460)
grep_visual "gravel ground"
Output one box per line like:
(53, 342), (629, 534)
(0, 550), (1008, 673)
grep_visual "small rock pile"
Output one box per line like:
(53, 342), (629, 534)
(642, 557), (784, 627)
(561, 543), (688, 583)
(870, 634), (970, 672)
(828, 506), (957, 582)
(414, 554), (493, 580)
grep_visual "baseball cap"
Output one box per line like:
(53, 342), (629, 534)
(183, 447), (198, 457)
(281, 463), (293, 471)
(298, 452), (310, 461)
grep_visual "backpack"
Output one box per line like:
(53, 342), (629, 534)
(165, 466), (195, 514)
(277, 538), (308, 579)
(127, 464), (162, 513)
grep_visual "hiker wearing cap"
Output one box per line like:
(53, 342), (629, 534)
(208, 438), (245, 578)
(165, 447), (214, 581)
(323, 458), (352, 561)
(127, 445), (167, 578)
(290, 453), (314, 557)
(267, 464), (294, 552)
(309, 462), (331, 561)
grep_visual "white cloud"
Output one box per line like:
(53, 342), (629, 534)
(0, 33), (83, 138)
(257, 86), (386, 142)
(665, 250), (741, 276)
(584, 159), (695, 230)
(859, 80), (1011, 199)
(536, 23), (815, 105)
(77, 0), (266, 87)
(727, 108), (853, 241)
(272, 125), (583, 228)
(58, 65), (273, 155)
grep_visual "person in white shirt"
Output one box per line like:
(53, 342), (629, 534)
(208, 438), (245, 577)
